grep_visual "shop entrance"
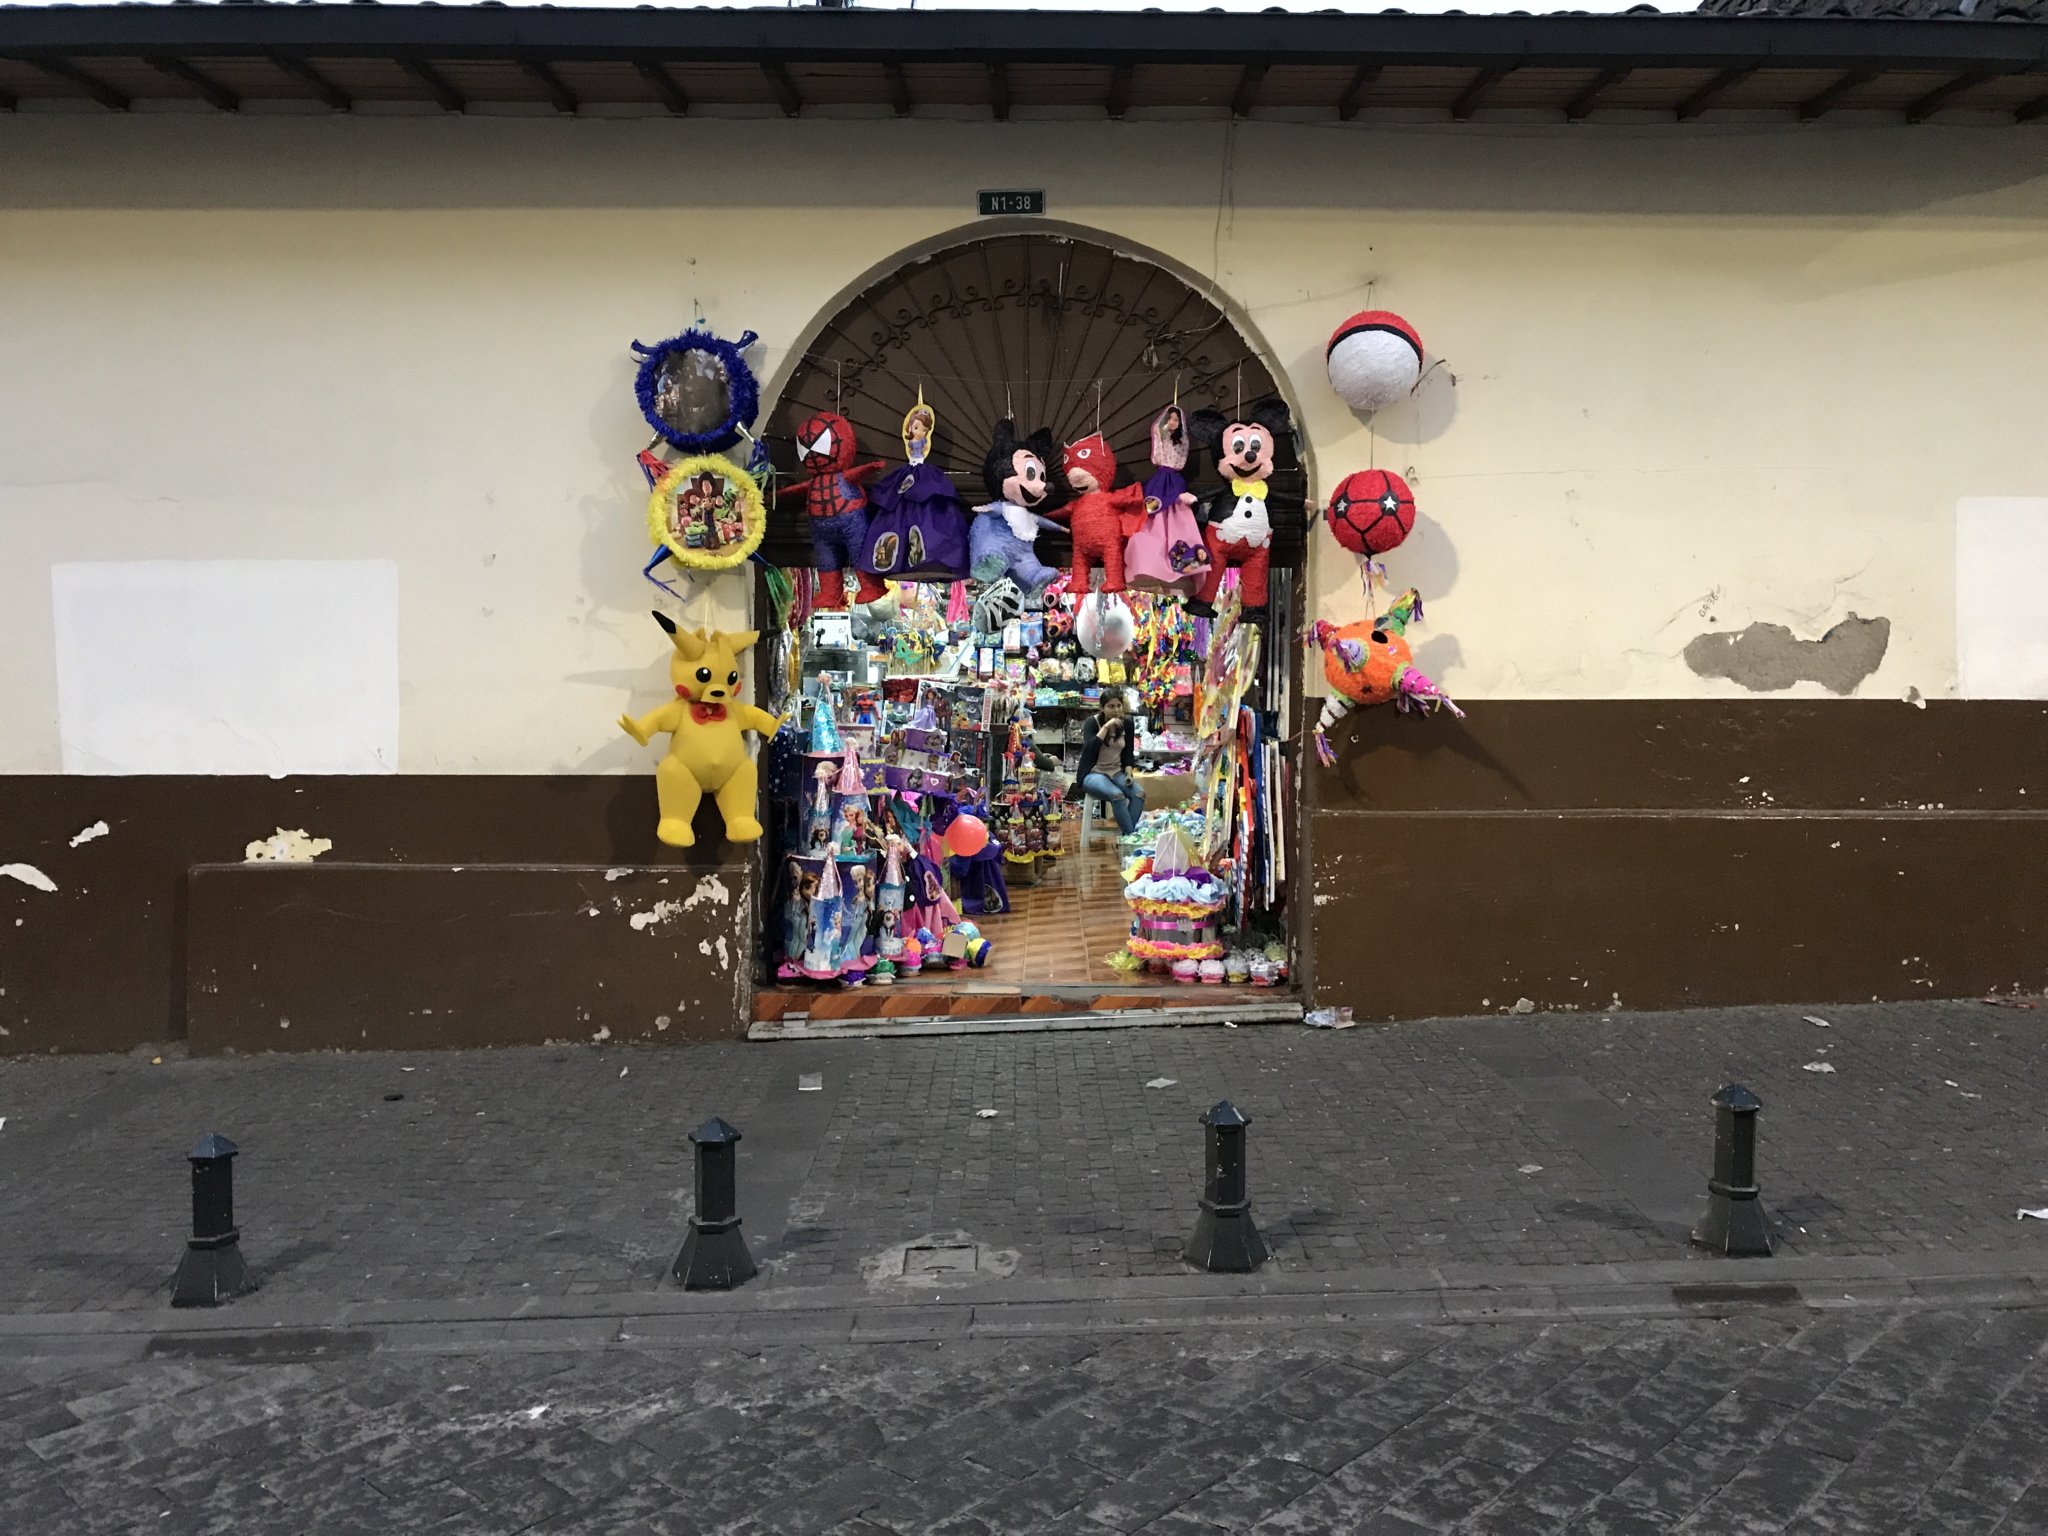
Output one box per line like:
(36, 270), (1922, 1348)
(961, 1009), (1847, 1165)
(747, 230), (1307, 1036)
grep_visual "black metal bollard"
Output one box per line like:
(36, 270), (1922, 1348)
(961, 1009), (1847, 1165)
(1184, 1100), (1268, 1273)
(170, 1133), (260, 1307)
(1692, 1083), (1774, 1258)
(672, 1117), (758, 1290)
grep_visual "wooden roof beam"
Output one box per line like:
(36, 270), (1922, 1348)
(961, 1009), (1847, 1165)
(521, 59), (577, 115)
(884, 60), (911, 117)
(1231, 61), (1268, 119)
(1798, 66), (1877, 120)
(1675, 65), (1756, 121)
(23, 55), (129, 111)
(635, 59), (688, 115)
(1450, 64), (1510, 122)
(761, 58), (801, 117)
(1337, 62), (1381, 120)
(148, 55), (238, 112)
(1565, 66), (1629, 121)
(399, 57), (463, 113)
(1904, 69), (1992, 123)
(988, 60), (1010, 121)
(268, 51), (351, 111)
(1107, 60), (1133, 120)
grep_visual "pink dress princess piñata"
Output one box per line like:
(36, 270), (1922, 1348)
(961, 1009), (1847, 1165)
(1123, 404), (1212, 595)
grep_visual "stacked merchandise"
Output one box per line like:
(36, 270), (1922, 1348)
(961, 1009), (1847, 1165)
(991, 756), (1067, 884)
(1122, 823), (1228, 980)
(772, 682), (992, 985)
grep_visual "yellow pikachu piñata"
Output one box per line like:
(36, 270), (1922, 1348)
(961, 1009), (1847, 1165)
(619, 612), (782, 847)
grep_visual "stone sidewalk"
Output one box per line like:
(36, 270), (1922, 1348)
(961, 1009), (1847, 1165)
(0, 998), (2043, 1317)
(11, 1310), (2048, 1535)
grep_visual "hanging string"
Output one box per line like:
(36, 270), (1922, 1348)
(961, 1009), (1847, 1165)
(789, 347), (1290, 393)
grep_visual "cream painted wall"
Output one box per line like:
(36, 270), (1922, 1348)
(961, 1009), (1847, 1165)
(3, 115), (2045, 773)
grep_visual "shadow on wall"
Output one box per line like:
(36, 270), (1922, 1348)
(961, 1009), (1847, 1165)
(1320, 707), (1533, 809)
(4, 120), (2044, 222)
(1343, 358), (1459, 449)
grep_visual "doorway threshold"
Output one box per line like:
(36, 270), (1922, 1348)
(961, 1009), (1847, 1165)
(748, 986), (1302, 1041)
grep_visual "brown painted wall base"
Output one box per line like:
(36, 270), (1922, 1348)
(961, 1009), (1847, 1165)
(0, 777), (756, 1055)
(4, 700), (2043, 1053)
(1307, 700), (2048, 1019)
(186, 864), (754, 1053)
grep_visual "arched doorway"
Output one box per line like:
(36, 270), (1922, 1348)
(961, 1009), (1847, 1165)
(758, 228), (1307, 568)
(751, 228), (1306, 1034)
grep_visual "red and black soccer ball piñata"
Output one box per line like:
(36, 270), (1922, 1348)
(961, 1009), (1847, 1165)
(1325, 469), (1416, 557)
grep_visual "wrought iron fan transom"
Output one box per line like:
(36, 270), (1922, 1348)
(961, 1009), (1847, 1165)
(759, 232), (1305, 569)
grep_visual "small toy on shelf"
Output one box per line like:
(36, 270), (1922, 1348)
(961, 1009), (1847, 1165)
(618, 614), (781, 848)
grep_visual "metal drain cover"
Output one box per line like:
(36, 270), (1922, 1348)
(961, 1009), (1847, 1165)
(903, 1244), (979, 1275)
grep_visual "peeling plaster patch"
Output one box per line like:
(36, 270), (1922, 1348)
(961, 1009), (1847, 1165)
(1, 864), (58, 893)
(629, 899), (684, 933)
(1313, 893), (1334, 907)
(654, 1014), (672, 1031)
(244, 828), (333, 863)
(1683, 615), (1889, 695)
(682, 875), (732, 911)
(697, 935), (731, 967)
(604, 868), (631, 882)
(69, 822), (110, 848)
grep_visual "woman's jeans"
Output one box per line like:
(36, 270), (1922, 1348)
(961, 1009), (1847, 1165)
(1083, 771), (1145, 835)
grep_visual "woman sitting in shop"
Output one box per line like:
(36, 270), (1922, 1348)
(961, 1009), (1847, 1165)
(1076, 694), (1147, 836)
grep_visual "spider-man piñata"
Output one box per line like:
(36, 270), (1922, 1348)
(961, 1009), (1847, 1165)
(778, 410), (886, 609)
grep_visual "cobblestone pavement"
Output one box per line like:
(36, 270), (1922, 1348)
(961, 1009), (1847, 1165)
(9, 1307), (2048, 1534)
(0, 1000), (2043, 1312)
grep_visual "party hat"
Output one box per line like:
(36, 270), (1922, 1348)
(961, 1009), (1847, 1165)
(808, 679), (844, 755)
(836, 743), (865, 795)
(1154, 821), (1195, 876)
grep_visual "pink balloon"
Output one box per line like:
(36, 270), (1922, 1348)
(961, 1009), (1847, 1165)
(944, 814), (989, 858)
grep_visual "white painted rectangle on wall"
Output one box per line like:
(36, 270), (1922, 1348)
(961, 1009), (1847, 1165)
(1957, 499), (2048, 701)
(52, 560), (400, 775)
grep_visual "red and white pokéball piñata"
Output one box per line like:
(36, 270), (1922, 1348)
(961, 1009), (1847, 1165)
(1325, 469), (1416, 557)
(1325, 310), (1424, 413)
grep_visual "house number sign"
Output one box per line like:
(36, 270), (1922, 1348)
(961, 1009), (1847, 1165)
(977, 190), (1046, 217)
